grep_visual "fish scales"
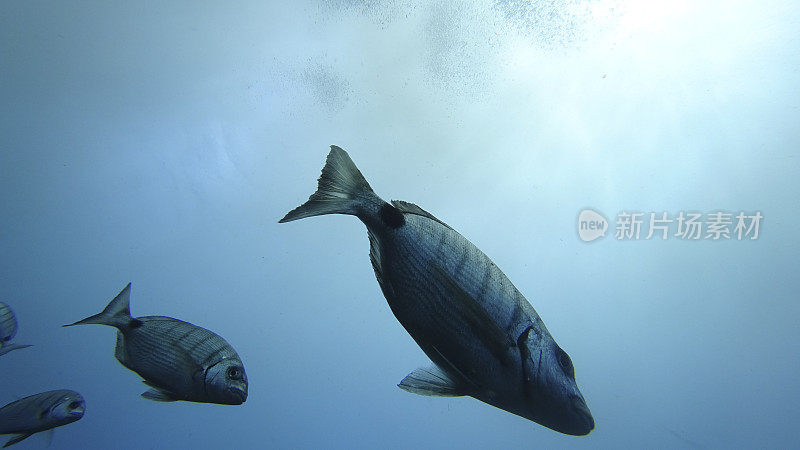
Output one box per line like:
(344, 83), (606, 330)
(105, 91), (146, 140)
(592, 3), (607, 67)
(382, 217), (520, 389)
(150, 318), (229, 363)
(0, 303), (17, 342)
(0, 303), (31, 356)
(118, 327), (195, 393)
(117, 318), (227, 396)
(391, 215), (531, 336)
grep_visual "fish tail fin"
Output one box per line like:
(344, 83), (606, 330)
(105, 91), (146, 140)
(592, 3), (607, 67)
(0, 343), (32, 356)
(63, 283), (134, 330)
(279, 145), (378, 223)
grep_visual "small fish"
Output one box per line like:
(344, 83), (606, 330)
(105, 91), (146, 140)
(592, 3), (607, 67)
(280, 146), (594, 435)
(64, 284), (247, 405)
(0, 303), (32, 356)
(0, 390), (84, 447)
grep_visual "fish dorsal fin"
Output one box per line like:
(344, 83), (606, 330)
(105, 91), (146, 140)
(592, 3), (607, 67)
(391, 200), (452, 230)
(141, 387), (179, 402)
(398, 365), (468, 397)
(432, 264), (514, 366)
(3, 432), (34, 448)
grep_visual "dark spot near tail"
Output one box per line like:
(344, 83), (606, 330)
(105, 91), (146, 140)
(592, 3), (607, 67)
(129, 318), (143, 329)
(380, 203), (405, 228)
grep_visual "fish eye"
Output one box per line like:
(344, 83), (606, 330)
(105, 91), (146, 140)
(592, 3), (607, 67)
(68, 401), (81, 410)
(556, 347), (575, 379)
(226, 366), (242, 380)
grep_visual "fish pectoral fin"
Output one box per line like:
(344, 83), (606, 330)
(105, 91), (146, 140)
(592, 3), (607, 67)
(433, 264), (514, 366)
(398, 366), (469, 397)
(3, 433), (34, 448)
(44, 429), (54, 447)
(141, 387), (179, 402)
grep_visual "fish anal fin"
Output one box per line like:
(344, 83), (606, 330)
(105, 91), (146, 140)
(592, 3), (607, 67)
(141, 388), (179, 402)
(398, 366), (468, 397)
(432, 264), (514, 366)
(3, 433), (33, 448)
(391, 200), (452, 230)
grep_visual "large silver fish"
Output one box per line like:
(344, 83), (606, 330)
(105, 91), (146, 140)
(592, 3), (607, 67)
(64, 283), (248, 405)
(0, 303), (31, 357)
(280, 146), (594, 435)
(0, 389), (84, 447)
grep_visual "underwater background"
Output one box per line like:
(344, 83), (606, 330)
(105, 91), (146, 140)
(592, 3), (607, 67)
(1, 1), (798, 448)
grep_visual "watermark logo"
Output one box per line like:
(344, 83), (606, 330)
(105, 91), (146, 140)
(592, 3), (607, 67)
(577, 210), (762, 242)
(577, 209), (609, 242)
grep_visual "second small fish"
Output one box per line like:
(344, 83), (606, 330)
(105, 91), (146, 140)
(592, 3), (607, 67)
(0, 389), (84, 447)
(64, 283), (248, 405)
(0, 302), (31, 356)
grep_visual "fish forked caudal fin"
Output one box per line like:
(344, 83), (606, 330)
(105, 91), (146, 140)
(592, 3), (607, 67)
(279, 145), (378, 223)
(63, 283), (138, 330)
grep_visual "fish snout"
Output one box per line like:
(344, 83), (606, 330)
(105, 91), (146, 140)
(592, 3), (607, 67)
(568, 396), (594, 436)
(70, 404), (85, 417)
(67, 397), (85, 415)
(228, 386), (248, 405)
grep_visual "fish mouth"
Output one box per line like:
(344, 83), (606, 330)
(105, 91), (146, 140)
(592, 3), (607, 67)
(228, 386), (247, 404)
(568, 396), (594, 436)
(70, 406), (85, 417)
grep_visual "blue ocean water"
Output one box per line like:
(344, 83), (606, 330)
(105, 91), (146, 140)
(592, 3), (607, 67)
(1, 1), (798, 448)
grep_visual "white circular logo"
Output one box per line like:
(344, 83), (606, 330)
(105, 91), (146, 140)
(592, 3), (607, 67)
(578, 209), (608, 242)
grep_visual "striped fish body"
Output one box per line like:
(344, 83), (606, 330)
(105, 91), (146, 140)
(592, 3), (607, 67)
(0, 303), (18, 343)
(115, 316), (242, 402)
(281, 146), (593, 435)
(0, 303), (17, 346)
(0, 390), (84, 447)
(0, 303), (31, 356)
(370, 210), (542, 411)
